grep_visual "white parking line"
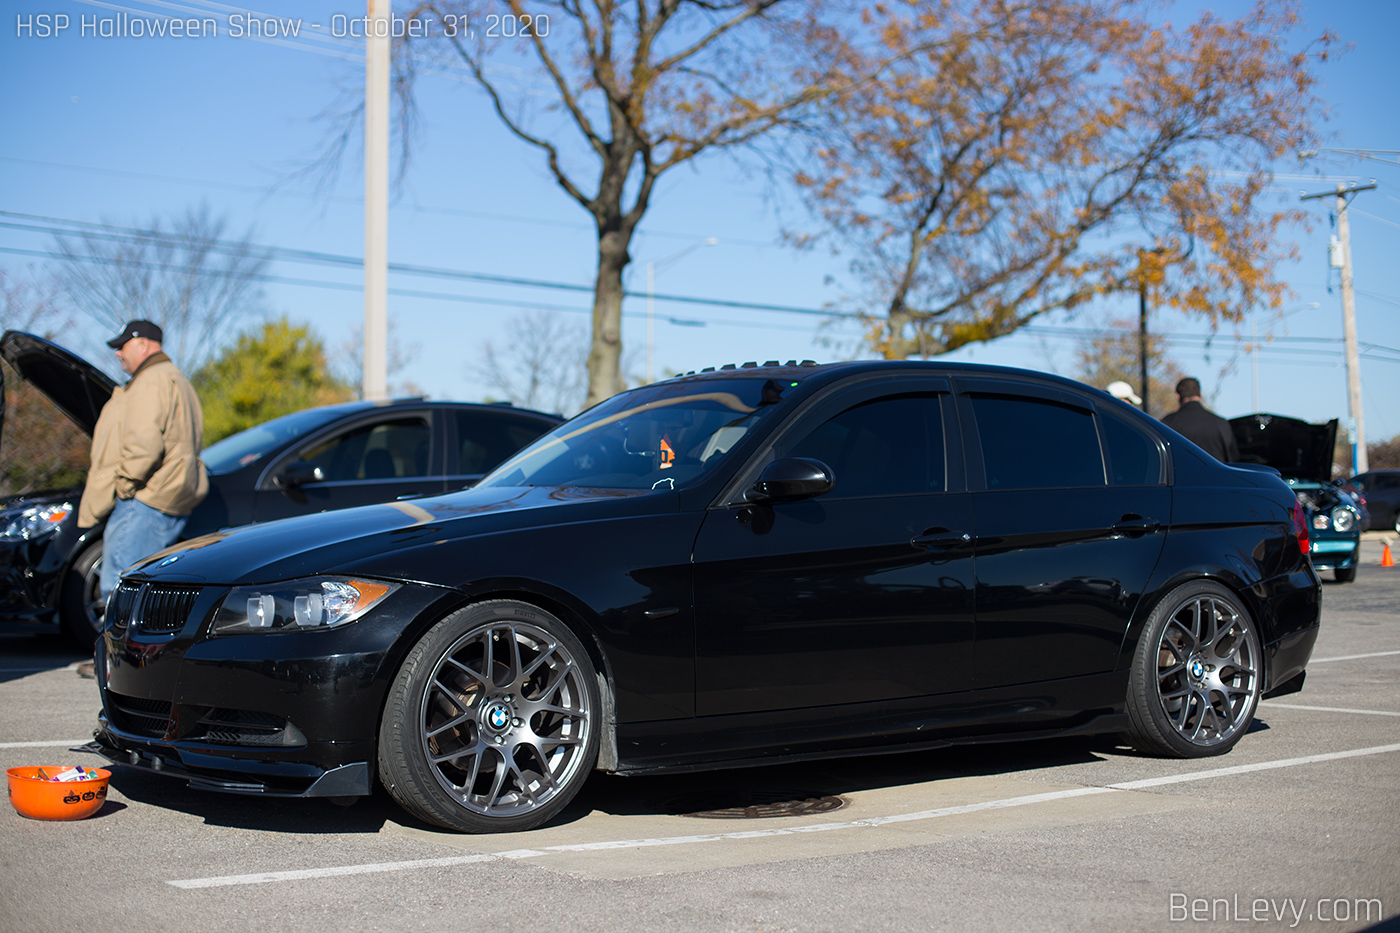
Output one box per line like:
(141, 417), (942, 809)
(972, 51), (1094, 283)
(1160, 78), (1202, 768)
(1262, 702), (1400, 717)
(169, 854), (496, 889)
(166, 742), (1400, 890)
(0, 740), (95, 749)
(1308, 650), (1400, 663)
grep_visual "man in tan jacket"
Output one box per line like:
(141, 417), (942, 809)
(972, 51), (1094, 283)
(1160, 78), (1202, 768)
(78, 320), (208, 599)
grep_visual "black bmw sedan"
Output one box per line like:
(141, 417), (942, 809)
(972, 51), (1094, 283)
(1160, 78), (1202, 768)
(0, 330), (561, 643)
(90, 360), (1321, 834)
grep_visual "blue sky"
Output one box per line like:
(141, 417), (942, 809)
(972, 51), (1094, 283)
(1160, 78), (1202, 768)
(1, 0), (1397, 450)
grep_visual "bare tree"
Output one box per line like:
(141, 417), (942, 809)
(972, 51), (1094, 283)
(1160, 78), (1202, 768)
(396, 1), (860, 406)
(479, 311), (588, 417)
(335, 319), (426, 399)
(50, 203), (268, 372)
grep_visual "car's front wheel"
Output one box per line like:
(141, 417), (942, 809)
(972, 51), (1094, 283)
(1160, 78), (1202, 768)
(1123, 581), (1262, 758)
(60, 540), (104, 648)
(378, 599), (600, 833)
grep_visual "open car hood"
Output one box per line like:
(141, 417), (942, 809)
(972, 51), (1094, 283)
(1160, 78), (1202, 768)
(0, 330), (117, 437)
(1229, 412), (1338, 484)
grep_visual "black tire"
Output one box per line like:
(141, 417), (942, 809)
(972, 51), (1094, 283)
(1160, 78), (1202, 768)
(1123, 580), (1262, 758)
(59, 540), (104, 650)
(378, 599), (600, 833)
(1334, 563), (1357, 583)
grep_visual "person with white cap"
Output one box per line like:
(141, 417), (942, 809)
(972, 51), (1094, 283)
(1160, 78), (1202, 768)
(77, 320), (208, 607)
(1106, 381), (1142, 406)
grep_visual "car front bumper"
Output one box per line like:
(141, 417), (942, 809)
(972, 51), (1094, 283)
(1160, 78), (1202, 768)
(1310, 536), (1360, 569)
(92, 582), (451, 797)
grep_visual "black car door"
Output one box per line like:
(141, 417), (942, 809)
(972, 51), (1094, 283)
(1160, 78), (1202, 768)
(693, 377), (976, 716)
(957, 379), (1169, 689)
(253, 409), (447, 523)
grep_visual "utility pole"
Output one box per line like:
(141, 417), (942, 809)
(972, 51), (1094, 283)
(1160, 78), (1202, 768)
(1301, 182), (1375, 475)
(363, 0), (390, 400)
(1138, 273), (1149, 416)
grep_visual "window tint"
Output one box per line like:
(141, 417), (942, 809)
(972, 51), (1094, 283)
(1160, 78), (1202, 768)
(456, 412), (552, 475)
(779, 395), (944, 498)
(1101, 413), (1163, 485)
(971, 395), (1103, 489)
(302, 418), (431, 481)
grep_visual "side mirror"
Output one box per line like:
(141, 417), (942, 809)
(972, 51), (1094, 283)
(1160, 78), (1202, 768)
(749, 458), (834, 503)
(275, 461), (326, 489)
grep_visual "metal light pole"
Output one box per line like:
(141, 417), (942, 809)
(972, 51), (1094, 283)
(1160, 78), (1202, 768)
(1301, 182), (1375, 475)
(363, 0), (390, 400)
(646, 238), (717, 384)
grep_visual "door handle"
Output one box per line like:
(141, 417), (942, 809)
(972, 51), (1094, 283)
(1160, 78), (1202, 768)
(1110, 517), (1160, 537)
(911, 531), (971, 551)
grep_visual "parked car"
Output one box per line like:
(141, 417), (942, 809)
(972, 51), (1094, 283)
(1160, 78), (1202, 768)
(1344, 469), (1400, 533)
(89, 360), (1321, 834)
(0, 330), (562, 643)
(1229, 413), (1365, 583)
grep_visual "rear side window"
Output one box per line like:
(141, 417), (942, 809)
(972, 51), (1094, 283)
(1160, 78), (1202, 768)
(1101, 413), (1164, 485)
(971, 395), (1104, 490)
(779, 395), (945, 498)
(456, 412), (552, 475)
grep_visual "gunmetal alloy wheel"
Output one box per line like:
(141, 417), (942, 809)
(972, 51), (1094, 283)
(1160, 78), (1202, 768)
(60, 540), (104, 647)
(379, 600), (600, 833)
(1124, 581), (1262, 758)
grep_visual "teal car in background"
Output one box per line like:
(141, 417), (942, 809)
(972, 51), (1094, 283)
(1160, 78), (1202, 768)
(1231, 413), (1365, 583)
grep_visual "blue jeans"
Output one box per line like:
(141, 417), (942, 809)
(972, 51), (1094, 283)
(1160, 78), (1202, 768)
(100, 498), (188, 598)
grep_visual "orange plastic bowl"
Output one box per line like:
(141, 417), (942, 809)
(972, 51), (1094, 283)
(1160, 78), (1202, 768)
(7, 767), (111, 821)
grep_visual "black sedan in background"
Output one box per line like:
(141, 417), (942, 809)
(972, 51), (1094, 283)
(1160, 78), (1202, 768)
(92, 360), (1321, 834)
(1346, 469), (1400, 533)
(0, 330), (561, 643)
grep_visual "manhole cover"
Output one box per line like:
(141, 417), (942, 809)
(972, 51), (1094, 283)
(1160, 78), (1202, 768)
(668, 790), (849, 819)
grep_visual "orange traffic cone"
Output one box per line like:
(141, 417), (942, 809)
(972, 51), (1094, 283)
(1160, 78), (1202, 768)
(1383, 542), (1395, 568)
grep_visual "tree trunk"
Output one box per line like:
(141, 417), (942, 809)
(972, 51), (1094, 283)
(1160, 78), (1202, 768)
(586, 226), (632, 408)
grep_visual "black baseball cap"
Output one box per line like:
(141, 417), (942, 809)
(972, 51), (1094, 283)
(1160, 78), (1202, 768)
(107, 320), (164, 349)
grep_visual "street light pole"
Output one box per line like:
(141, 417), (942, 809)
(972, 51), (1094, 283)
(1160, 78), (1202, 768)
(646, 238), (717, 384)
(363, 0), (390, 401)
(1301, 182), (1375, 475)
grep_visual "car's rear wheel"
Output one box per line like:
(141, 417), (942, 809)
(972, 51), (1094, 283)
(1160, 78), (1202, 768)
(1123, 581), (1261, 758)
(378, 600), (599, 833)
(59, 540), (104, 649)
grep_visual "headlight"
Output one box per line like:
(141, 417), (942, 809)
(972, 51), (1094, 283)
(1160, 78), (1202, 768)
(0, 502), (73, 540)
(1331, 508), (1356, 533)
(1311, 513), (1330, 530)
(210, 577), (399, 635)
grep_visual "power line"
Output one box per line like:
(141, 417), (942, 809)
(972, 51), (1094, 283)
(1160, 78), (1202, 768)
(0, 211), (849, 318)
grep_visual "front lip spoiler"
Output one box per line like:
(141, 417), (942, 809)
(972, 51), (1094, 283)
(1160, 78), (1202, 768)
(83, 732), (372, 798)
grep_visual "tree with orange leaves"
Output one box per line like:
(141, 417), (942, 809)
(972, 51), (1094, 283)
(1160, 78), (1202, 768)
(790, 0), (1332, 359)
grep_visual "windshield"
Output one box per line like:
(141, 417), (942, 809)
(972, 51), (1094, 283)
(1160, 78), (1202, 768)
(201, 404), (366, 474)
(478, 377), (801, 491)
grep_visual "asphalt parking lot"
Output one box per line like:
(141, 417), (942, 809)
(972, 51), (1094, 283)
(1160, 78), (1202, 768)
(2, 536), (1397, 933)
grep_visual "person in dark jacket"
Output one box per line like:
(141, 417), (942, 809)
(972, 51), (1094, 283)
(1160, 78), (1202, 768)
(1160, 377), (1240, 463)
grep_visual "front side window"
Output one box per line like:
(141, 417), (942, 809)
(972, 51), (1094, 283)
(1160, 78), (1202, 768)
(778, 395), (945, 498)
(971, 395), (1104, 490)
(479, 377), (804, 491)
(301, 418), (431, 481)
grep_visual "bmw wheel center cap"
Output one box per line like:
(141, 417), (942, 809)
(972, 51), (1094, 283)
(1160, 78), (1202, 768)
(1189, 658), (1205, 680)
(485, 703), (512, 732)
